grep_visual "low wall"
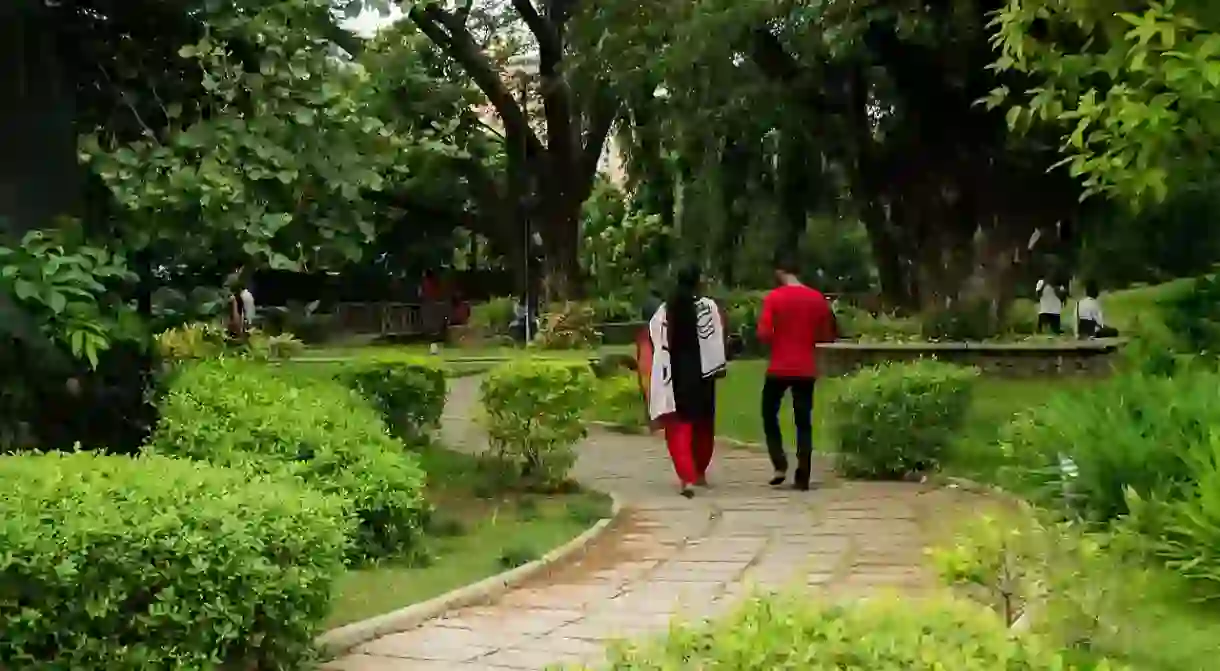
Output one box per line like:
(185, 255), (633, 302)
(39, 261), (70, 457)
(817, 339), (1125, 378)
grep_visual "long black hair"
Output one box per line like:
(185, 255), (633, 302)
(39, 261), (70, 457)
(667, 264), (701, 354)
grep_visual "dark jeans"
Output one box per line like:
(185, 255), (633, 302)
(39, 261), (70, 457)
(1037, 312), (1062, 334)
(762, 376), (815, 485)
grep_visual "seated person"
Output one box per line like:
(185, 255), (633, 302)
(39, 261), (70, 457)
(1076, 280), (1118, 338)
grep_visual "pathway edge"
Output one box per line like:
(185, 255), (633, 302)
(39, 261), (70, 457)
(315, 491), (625, 659)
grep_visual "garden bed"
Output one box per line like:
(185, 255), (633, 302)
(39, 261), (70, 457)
(326, 443), (611, 628)
(817, 338), (1125, 378)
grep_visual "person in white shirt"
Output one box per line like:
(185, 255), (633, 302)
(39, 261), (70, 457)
(1035, 276), (1068, 334)
(239, 286), (256, 326)
(1075, 280), (1117, 338)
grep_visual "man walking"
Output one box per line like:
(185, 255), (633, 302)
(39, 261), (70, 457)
(757, 256), (837, 490)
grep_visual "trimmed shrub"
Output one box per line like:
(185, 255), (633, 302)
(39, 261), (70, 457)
(588, 373), (646, 429)
(0, 451), (353, 670)
(589, 591), (1101, 670)
(336, 359), (446, 442)
(149, 359), (427, 562)
(480, 360), (595, 490)
(830, 360), (979, 478)
(997, 371), (1220, 524)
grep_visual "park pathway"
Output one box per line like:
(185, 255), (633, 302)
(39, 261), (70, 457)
(325, 376), (958, 671)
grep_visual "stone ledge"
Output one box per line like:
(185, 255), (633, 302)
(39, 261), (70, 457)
(315, 491), (626, 659)
(818, 338), (1125, 378)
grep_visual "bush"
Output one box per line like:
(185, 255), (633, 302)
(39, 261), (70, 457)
(996, 371), (1220, 524)
(921, 299), (1002, 341)
(835, 302), (922, 342)
(0, 451), (353, 670)
(336, 359), (446, 442)
(480, 360), (595, 490)
(535, 301), (600, 349)
(588, 373), (645, 429)
(586, 297), (637, 323)
(590, 591), (1099, 670)
(1159, 274), (1220, 355)
(149, 359), (428, 562)
(470, 297), (517, 335)
(830, 360), (979, 478)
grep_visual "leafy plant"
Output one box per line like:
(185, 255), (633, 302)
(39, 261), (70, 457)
(154, 322), (303, 362)
(1158, 274), (1220, 356)
(584, 590), (1107, 670)
(921, 299), (1003, 342)
(470, 297), (518, 335)
(0, 451), (353, 670)
(336, 359), (447, 443)
(587, 373), (646, 429)
(829, 360), (979, 479)
(148, 358), (428, 562)
(480, 360), (595, 491)
(535, 301), (600, 350)
(0, 228), (138, 367)
(996, 371), (1218, 524)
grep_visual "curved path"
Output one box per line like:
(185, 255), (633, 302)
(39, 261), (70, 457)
(326, 376), (958, 671)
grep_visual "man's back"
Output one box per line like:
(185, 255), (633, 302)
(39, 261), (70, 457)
(757, 284), (834, 378)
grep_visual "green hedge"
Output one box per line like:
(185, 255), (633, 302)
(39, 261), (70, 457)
(336, 359), (446, 442)
(592, 592), (1098, 670)
(149, 358), (427, 562)
(830, 360), (979, 478)
(0, 452), (353, 670)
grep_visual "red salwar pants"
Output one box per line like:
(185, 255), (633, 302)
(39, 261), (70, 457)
(662, 415), (715, 485)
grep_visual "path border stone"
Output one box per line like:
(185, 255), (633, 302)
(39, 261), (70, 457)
(315, 492), (625, 659)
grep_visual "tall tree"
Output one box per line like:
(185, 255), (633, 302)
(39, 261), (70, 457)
(405, 0), (620, 298)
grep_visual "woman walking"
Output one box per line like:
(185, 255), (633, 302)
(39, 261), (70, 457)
(638, 266), (727, 498)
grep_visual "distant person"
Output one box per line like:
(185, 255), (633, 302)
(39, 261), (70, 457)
(1035, 275), (1068, 334)
(757, 255), (837, 491)
(640, 265), (727, 498)
(1075, 280), (1118, 338)
(239, 285), (256, 327)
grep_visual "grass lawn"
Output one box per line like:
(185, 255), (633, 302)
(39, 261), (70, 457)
(326, 444), (612, 628)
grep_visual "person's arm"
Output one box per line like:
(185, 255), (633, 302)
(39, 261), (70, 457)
(756, 293), (775, 344)
(1095, 300), (1105, 328)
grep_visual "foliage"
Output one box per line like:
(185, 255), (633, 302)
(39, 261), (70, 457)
(79, 0), (462, 271)
(835, 302), (922, 342)
(0, 451), (352, 670)
(336, 359), (446, 442)
(588, 373), (646, 429)
(996, 372), (1219, 524)
(932, 506), (1220, 670)
(586, 297), (639, 323)
(922, 300), (1004, 342)
(148, 358), (427, 562)
(989, 0), (1220, 204)
(535, 302), (600, 350)
(587, 590), (1105, 670)
(0, 228), (138, 367)
(155, 322), (303, 361)
(1158, 274), (1220, 356)
(1126, 432), (1220, 602)
(830, 361), (979, 479)
(721, 290), (766, 356)
(470, 297), (518, 336)
(480, 361), (595, 491)
(581, 181), (673, 300)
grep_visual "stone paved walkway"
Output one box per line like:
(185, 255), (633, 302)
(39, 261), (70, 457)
(325, 376), (959, 671)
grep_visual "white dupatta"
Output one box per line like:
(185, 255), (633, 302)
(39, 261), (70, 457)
(647, 297), (726, 420)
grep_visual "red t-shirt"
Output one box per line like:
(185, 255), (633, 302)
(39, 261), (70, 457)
(757, 284), (836, 378)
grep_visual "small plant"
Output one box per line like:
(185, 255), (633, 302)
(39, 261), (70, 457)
(336, 359), (447, 442)
(154, 321), (228, 360)
(829, 360), (979, 479)
(480, 360), (595, 491)
(566, 496), (610, 525)
(588, 373), (646, 429)
(535, 301), (600, 349)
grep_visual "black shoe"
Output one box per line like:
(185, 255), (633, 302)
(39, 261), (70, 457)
(791, 482), (810, 491)
(680, 486), (695, 499)
(769, 472), (786, 486)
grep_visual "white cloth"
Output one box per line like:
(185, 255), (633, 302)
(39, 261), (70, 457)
(1075, 297), (1104, 335)
(239, 289), (256, 324)
(1036, 280), (1063, 315)
(647, 298), (726, 420)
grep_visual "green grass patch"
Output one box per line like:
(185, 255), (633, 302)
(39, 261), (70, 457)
(296, 343), (633, 362)
(325, 443), (611, 628)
